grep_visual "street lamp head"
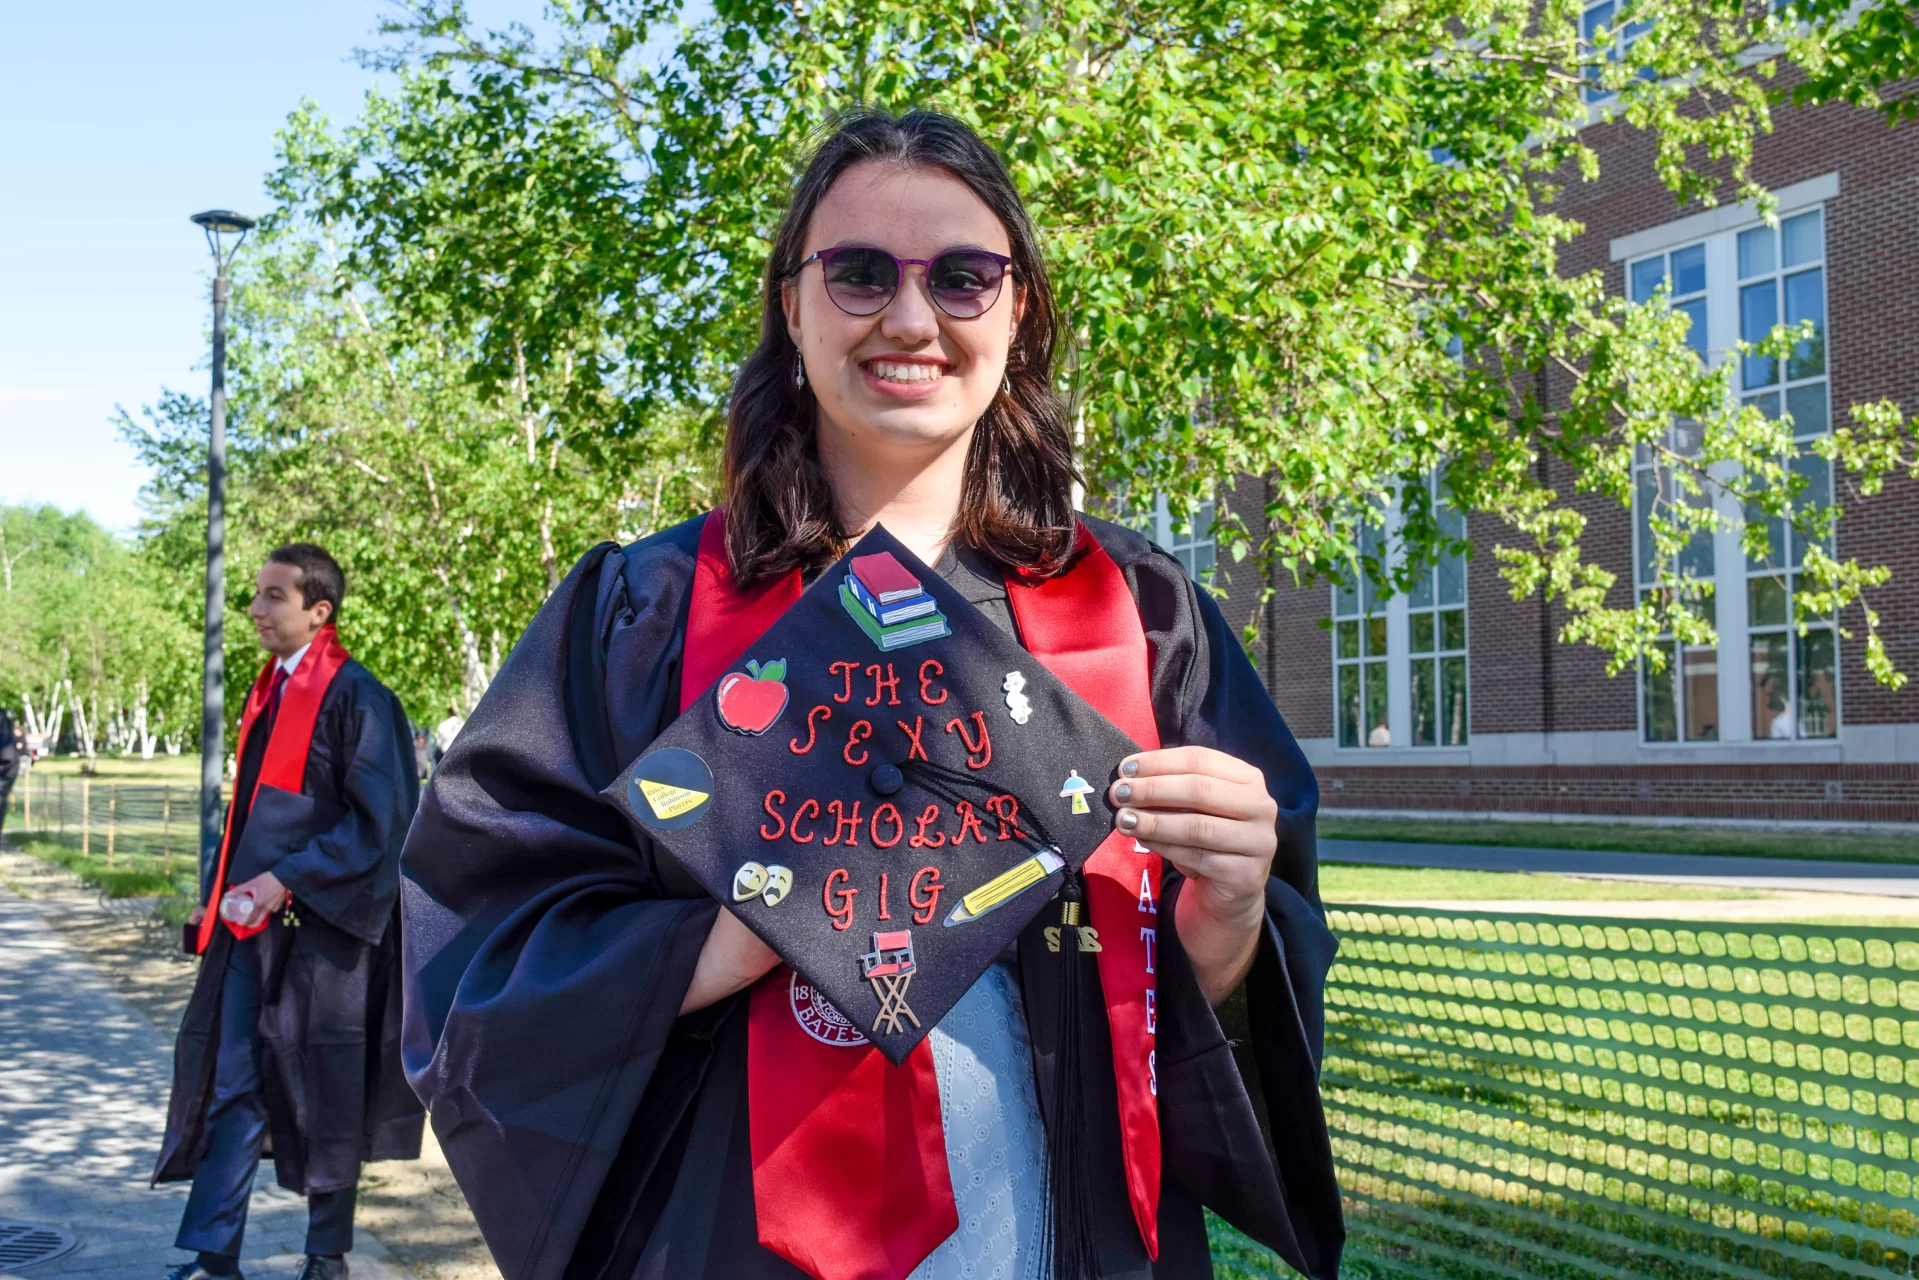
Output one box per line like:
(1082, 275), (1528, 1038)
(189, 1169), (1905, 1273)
(191, 209), (256, 272)
(190, 210), (256, 234)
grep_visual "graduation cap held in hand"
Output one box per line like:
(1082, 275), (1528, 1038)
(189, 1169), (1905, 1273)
(610, 525), (1141, 1065)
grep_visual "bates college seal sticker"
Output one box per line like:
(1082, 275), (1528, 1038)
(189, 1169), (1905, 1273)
(790, 972), (868, 1047)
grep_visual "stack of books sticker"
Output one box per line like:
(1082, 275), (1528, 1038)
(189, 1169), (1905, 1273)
(840, 551), (951, 651)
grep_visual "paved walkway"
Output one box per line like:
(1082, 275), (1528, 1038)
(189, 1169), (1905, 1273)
(0, 886), (403, 1279)
(1323, 838), (1919, 897)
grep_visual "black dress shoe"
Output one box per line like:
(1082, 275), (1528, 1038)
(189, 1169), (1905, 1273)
(293, 1257), (347, 1280)
(164, 1265), (244, 1280)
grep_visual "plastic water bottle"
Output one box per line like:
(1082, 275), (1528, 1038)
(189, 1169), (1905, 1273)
(220, 891), (255, 924)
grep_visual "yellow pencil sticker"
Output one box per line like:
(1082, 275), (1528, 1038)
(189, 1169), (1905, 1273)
(639, 778), (710, 821)
(944, 848), (1066, 926)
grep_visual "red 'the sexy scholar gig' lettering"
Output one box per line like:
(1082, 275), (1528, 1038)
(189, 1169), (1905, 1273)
(749, 662), (1025, 936)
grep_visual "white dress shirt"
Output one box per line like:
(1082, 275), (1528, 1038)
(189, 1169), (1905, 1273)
(279, 641), (312, 678)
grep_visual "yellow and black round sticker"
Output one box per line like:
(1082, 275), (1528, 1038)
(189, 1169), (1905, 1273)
(628, 747), (714, 830)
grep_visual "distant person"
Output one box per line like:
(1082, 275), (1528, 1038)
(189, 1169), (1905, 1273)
(0, 707), (18, 849)
(154, 543), (423, 1280)
(412, 727), (432, 781)
(431, 700), (464, 763)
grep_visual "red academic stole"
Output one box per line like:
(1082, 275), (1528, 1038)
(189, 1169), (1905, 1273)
(681, 513), (1163, 1280)
(193, 625), (352, 955)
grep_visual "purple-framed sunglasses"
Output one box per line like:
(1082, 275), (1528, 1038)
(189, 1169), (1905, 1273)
(790, 245), (1014, 319)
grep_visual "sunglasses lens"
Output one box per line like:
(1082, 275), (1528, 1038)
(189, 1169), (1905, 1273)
(928, 251), (1007, 317)
(820, 248), (899, 316)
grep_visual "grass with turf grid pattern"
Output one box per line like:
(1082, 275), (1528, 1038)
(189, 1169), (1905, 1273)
(1319, 863), (1763, 902)
(23, 754), (207, 785)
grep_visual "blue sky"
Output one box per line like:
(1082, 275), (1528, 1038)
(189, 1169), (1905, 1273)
(0, 1), (536, 533)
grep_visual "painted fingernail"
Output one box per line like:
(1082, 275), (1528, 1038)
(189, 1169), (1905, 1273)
(1121, 759), (1140, 778)
(1114, 781), (1133, 803)
(1117, 809), (1139, 830)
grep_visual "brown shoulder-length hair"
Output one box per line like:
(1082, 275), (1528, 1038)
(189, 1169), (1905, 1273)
(723, 107), (1078, 586)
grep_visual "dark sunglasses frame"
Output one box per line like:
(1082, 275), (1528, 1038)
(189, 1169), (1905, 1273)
(790, 245), (1015, 319)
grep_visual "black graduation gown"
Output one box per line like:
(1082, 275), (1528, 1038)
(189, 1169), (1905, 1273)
(400, 515), (1344, 1280)
(155, 658), (426, 1196)
(0, 710), (17, 809)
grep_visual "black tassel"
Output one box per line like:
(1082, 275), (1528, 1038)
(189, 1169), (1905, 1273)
(893, 759), (1093, 1276)
(1039, 866), (1099, 1280)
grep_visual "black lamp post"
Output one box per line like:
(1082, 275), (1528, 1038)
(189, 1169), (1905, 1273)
(189, 209), (255, 890)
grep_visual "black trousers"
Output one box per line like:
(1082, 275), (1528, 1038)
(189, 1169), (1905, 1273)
(175, 937), (355, 1258)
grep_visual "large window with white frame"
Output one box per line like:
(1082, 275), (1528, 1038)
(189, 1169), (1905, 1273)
(1630, 241), (1718, 741)
(1626, 204), (1836, 744)
(1332, 476), (1468, 749)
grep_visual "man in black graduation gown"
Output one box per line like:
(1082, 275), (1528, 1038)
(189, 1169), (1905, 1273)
(401, 515), (1342, 1280)
(0, 707), (19, 847)
(155, 543), (423, 1280)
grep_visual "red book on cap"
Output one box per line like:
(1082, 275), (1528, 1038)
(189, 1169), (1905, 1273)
(850, 552), (924, 603)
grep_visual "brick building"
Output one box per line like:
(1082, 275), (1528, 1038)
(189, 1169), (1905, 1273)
(1205, 80), (1919, 829)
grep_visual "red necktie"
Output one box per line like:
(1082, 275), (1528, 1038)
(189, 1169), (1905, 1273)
(266, 665), (289, 732)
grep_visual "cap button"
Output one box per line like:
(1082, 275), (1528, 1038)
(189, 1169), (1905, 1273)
(870, 763), (903, 796)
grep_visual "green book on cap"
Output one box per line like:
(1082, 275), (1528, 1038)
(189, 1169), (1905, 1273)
(839, 582), (951, 651)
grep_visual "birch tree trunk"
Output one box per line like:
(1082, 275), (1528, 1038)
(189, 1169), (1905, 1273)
(134, 678), (157, 760)
(65, 680), (98, 773)
(23, 684), (68, 755)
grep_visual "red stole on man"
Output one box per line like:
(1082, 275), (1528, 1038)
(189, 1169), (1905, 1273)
(195, 625), (351, 954)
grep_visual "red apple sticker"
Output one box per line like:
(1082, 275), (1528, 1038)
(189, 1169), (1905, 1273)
(715, 658), (789, 736)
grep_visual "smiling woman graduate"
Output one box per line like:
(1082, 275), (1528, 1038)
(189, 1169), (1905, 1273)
(399, 109), (1342, 1280)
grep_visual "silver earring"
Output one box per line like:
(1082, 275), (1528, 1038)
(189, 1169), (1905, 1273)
(794, 352), (806, 389)
(1001, 374), (1013, 397)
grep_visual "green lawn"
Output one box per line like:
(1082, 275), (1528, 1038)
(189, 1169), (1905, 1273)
(24, 754), (204, 784)
(1319, 862), (1760, 901)
(1320, 815), (1918, 864)
(7, 834), (197, 901)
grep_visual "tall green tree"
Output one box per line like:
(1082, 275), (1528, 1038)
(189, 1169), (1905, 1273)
(119, 389), (292, 743)
(125, 81), (716, 723)
(0, 504), (198, 761)
(122, 0), (1918, 708)
(365, 0), (1915, 685)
